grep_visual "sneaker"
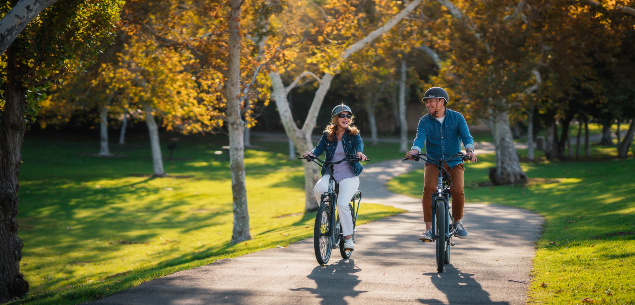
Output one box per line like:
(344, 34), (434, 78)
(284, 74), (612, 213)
(455, 221), (468, 239)
(418, 229), (433, 241)
(344, 239), (355, 251)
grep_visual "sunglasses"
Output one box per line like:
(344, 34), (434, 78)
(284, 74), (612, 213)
(337, 113), (352, 119)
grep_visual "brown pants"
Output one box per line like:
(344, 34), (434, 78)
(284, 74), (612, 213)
(422, 163), (465, 222)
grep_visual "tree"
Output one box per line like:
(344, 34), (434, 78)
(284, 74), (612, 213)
(0, 0), (123, 301)
(270, 0), (424, 211)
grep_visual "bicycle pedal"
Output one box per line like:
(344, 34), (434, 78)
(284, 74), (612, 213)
(421, 240), (432, 243)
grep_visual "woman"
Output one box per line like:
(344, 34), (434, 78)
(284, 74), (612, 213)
(303, 105), (368, 251)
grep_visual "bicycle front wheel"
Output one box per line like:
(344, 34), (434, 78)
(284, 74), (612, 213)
(314, 203), (333, 265)
(435, 200), (446, 273)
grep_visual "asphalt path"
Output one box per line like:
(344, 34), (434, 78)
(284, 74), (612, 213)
(89, 156), (544, 305)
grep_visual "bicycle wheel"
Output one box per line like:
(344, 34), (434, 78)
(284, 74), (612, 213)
(435, 200), (446, 273)
(339, 224), (352, 259)
(314, 203), (333, 265)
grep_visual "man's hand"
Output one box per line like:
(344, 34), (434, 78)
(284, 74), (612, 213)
(466, 150), (477, 162)
(303, 151), (315, 158)
(356, 151), (368, 161)
(405, 149), (419, 160)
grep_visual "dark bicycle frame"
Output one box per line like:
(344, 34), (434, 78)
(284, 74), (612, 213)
(300, 155), (363, 242)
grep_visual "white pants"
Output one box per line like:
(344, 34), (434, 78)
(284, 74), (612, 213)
(313, 175), (359, 237)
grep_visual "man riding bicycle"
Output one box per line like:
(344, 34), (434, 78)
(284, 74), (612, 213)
(405, 87), (477, 241)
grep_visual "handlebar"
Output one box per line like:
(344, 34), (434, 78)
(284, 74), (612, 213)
(402, 152), (471, 163)
(298, 154), (369, 165)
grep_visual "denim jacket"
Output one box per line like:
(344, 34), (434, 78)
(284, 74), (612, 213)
(411, 109), (474, 169)
(311, 131), (364, 176)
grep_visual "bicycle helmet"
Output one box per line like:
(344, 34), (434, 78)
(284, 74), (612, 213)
(423, 87), (449, 105)
(331, 104), (353, 118)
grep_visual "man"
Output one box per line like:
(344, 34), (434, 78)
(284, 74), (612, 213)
(405, 87), (477, 241)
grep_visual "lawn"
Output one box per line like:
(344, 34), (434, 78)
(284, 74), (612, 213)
(387, 151), (635, 304)
(12, 133), (403, 304)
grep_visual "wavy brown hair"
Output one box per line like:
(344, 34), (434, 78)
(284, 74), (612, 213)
(325, 115), (359, 141)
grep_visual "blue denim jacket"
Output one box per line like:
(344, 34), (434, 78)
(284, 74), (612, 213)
(311, 131), (364, 176)
(411, 109), (474, 169)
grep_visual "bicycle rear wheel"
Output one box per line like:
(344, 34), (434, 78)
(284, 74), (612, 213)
(314, 203), (333, 265)
(435, 200), (446, 273)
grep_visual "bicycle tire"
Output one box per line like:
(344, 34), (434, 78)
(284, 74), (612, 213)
(444, 239), (451, 264)
(435, 199), (446, 273)
(314, 203), (332, 265)
(339, 223), (352, 259)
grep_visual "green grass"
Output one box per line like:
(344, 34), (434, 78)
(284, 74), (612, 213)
(387, 151), (635, 304)
(12, 135), (403, 304)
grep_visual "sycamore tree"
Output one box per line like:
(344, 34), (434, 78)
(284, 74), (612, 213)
(269, 0), (425, 211)
(0, 0), (123, 302)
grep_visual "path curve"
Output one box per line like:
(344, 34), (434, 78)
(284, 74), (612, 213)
(89, 159), (544, 305)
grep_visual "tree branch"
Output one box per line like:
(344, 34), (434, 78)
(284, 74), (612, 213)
(524, 69), (541, 95)
(285, 71), (322, 95)
(417, 45), (442, 66)
(503, 1), (526, 21)
(579, 0), (635, 17)
(340, 0), (423, 62)
(0, 0), (59, 56)
(309, 1), (328, 19)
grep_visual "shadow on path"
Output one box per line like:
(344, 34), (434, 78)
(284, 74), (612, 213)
(292, 259), (366, 305)
(419, 265), (510, 305)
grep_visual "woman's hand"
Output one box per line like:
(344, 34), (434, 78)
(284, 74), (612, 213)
(303, 151), (315, 158)
(356, 151), (368, 161)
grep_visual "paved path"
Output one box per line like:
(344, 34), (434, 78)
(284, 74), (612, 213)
(89, 159), (544, 305)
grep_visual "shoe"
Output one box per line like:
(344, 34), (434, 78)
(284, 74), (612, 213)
(418, 229), (433, 241)
(344, 239), (355, 251)
(455, 221), (468, 239)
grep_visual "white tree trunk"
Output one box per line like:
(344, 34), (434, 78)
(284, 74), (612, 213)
(227, 0), (251, 243)
(144, 105), (165, 177)
(98, 106), (112, 156)
(399, 60), (408, 152)
(119, 108), (128, 145)
(545, 122), (554, 159)
(527, 105), (534, 162)
(243, 123), (251, 147)
(487, 110), (527, 185)
(0, 0), (59, 56)
(576, 118), (582, 159)
(618, 120), (635, 158)
(288, 138), (296, 160)
(271, 72), (322, 212)
(366, 96), (378, 145)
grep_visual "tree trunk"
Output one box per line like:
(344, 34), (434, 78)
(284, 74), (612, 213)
(398, 60), (408, 152)
(616, 120), (621, 148)
(98, 106), (112, 156)
(227, 0), (251, 243)
(391, 83), (400, 136)
(599, 121), (613, 145)
(487, 110), (527, 185)
(366, 97), (378, 146)
(0, 0), (60, 56)
(144, 105), (165, 177)
(567, 133), (572, 159)
(0, 46), (30, 303)
(527, 105), (534, 162)
(576, 116), (582, 159)
(585, 119), (591, 157)
(270, 72), (323, 212)
(544, 121), (554, 160)
(557, 115), (573, 159)
(618, 120), (635, 158)
(243, 123), (251, 147)
(288, 138), (295, 160)
(119, 108), (128, 145)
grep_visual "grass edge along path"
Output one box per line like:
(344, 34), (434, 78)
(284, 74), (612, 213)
(11, 205), (403, 305)
(387, 152), (635, 304)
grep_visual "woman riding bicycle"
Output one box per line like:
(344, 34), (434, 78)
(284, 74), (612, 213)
(303, 105), (368, 251)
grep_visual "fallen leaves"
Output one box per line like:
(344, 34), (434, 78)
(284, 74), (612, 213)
(582, 298), (594, 303)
